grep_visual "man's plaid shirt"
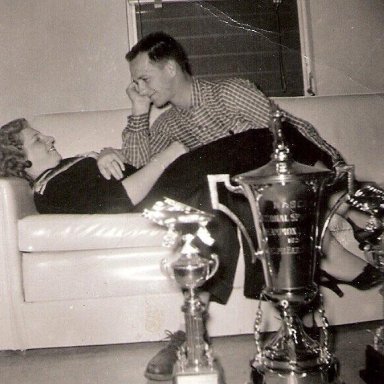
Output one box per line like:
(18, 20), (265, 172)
(122, 77), (344, 168)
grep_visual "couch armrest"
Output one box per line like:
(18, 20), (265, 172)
(0, 177), (36, 349)
(0, 177), (36, 219)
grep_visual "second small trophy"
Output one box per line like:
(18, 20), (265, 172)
(143, 198), (221, 384)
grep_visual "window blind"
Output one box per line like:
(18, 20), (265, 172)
(134, 0), (304, 96)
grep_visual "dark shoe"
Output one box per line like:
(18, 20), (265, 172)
(318, 269), (345, 297)
(348, 264), (384, 290)
(319, 264), (384, 294)
(144, 330), (186, 381)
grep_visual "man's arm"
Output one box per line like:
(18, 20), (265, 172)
(121, 82), (153, 167)
(219, 78), (345, 167)
(122, 110), (176, 168)
(121, 113), (152, 167)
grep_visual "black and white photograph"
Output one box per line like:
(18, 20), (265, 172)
(0, 1), (383, 383)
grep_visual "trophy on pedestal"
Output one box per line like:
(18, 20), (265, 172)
(343, 185), (384, 384)
(207, 106), (354, 383)
(143, 198), (221, 384)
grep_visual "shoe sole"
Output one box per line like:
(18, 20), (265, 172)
(144, 371), (172, 381)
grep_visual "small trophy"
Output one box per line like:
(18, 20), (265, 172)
(207, 107), (350, 383)
(345, 185), (384, 384)
(143, 198), (221, 384)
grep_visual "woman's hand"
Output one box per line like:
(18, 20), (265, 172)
(97, 147), (126, 180)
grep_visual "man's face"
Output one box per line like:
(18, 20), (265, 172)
(129, 52), (174, 107)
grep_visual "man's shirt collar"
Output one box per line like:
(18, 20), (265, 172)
(174, 77), (204, 113)
(191, 77), (204, 108)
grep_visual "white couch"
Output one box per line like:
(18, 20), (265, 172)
(1, 94), (383, 351)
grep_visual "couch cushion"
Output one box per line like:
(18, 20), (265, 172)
(22, 247), (179, 302)
(18, 213), (166, 252)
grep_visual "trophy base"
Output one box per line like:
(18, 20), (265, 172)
(359, 345), (384, 384)
(173, 367), (220, 384)
(251, 359), (341, 384)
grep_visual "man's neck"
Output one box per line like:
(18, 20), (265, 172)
(171, 75), (193, 110)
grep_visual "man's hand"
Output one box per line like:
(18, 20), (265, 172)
(97, 148), (126, 180)
(126, 82), (151, 115)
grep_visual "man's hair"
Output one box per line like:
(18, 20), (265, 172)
(126, 31), (192, 75)
(0, 118), (33, 183)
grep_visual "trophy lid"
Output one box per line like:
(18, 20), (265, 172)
(233, 157), (332, 185)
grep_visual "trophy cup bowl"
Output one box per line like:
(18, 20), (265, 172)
(143, 199), (221, 384)
(169, 242), (219, 290)
(207, 108), (347, 384)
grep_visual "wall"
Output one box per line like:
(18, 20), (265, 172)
(0, 0), (129, 125)
(308, 0), (384, 95)
(1, 0), (384, 126)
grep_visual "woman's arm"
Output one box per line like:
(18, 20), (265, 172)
(122, 141), (187, 205)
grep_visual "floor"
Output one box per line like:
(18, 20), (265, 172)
(0, 321), (380, 384)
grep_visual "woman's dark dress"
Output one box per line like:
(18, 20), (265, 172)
(34, 158), (137, 214)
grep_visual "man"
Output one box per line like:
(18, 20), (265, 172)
(98, 31), (343, 175)
(97, 31), (345, 381)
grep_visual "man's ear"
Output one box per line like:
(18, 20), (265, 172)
(165, 59), (177, 77)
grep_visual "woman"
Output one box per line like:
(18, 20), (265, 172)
(0, 118), (187, 214)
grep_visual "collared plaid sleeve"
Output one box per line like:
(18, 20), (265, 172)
(147, 114), (175, 159)
(219, 78), (345, 167)
(122, 113), (151, 168)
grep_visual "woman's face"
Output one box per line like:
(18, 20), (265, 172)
(21, 127), (62, 177)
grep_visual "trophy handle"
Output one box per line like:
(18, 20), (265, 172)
(335, 163), (355, 195)
(207, 253), (219, 280)
(207, 174), (263, 263)
(317, 164), (355, 255)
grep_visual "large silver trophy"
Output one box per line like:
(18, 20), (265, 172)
(207, 108), (353, 384)
(143, 198), (221, 384)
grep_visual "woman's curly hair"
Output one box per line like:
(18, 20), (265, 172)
(0, 118), (33, 183)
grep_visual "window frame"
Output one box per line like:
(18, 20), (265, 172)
(125, 0), (315, 96)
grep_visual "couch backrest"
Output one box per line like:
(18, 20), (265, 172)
(276, 94), (384, 184)
(31, 109), (128, 158)
(31, 93), (384, 184)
